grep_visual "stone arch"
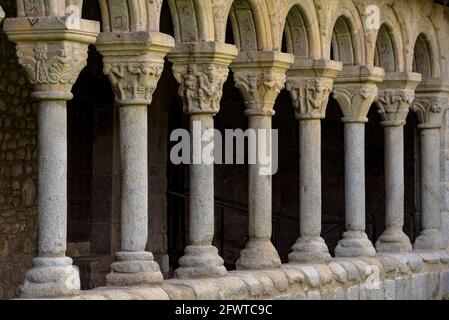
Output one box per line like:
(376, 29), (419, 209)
(331, 16), (359, 65)
(412, 32), (439, 80)
(167, 0), (214, 43)
(371, 5), (406, 72)
(327, 1), (364, 65)
(280, 0), (321, 59)
(374, 24), (399, 73)
(98, 0), (162, 32)
(225, 0), (273, 51)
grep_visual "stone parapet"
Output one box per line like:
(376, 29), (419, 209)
(47, 252), (449, 300)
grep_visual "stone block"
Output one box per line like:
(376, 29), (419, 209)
(306, 290), (321, 300)
(347, 286), (359, 300)
(384, 279), (395, 300)
(412, 273), (427, 300)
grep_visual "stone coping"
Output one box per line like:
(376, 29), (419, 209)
(55, 250), (449, 300)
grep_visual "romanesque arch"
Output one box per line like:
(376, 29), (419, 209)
(374, 24), (397, 73)
(413, 33), (435, 79)
(280, 0), (321, 59)
(98, 0), (162, 32)
(374, 4), (406, 72)
(167, 0), (214, 43)
(226, 0), (272, 51)
(327, 1), (365, 65)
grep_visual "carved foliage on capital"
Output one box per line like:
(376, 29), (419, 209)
(376, 89), (415, 124)
(233, 71), (286, 115)
(410, 96), (448, 127)
(103, 61), (164, 105)
(16, 41), (88, 89)
(332, 83), (378, 119)
(173, 64), (229, 115)
(286, 78), (334, 120)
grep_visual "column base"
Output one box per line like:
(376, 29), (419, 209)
(175, 245), (227, 279)
(335, 231), (376, 257)
(414, 229), (448, 251)
(20, 257), (80, 298)
(236, 239), (282, 270)
(106, 251), (163, 286)
(288, 236), (331, 263)
(375, 228), (412, 253)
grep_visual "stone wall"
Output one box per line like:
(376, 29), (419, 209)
(0, 1), (38, 299)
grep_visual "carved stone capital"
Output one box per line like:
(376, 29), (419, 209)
(4, 16), (99, 99)
(333, 65), (384, 122)
(96, 32), (174, 106)
(333, 83), (379, 122)
(173, 63), (230, 115)
(375, 73), (421, 126)
(168, 42), (238, 115)
(286, 59), (342, 120)
(16, 41), (88, 89)
(376, 89), (414, 125)
(410, 95), (449, 129)
(286, 78), (333, 120)
(231, 51), (294, 116)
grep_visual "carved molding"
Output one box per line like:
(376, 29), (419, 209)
(333, 83), (378, 121)
(376, 89), (415, 125)
(410, 95), (449, 127)
(173, 64), (229, 115)
(103, 61), (164, 105)
(233, 71), (286, 116)
(286, 78), (334, 120)
(16, 42), (88, 86)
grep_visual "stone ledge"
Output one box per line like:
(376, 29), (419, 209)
(62, 251), (449, 300)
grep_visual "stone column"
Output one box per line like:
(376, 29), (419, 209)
(231, 51), (293, 270)
(169, 42), (238, 278)
(374, 73), (421, 253)
(333, 65), (384, 258)
(96, 32), (174, 285)
(411, 91), (449, 251)
(285, 59), (342, 263)
(4, 16), (99, 297)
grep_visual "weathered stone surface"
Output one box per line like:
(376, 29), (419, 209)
(412, 273), (427, 300)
